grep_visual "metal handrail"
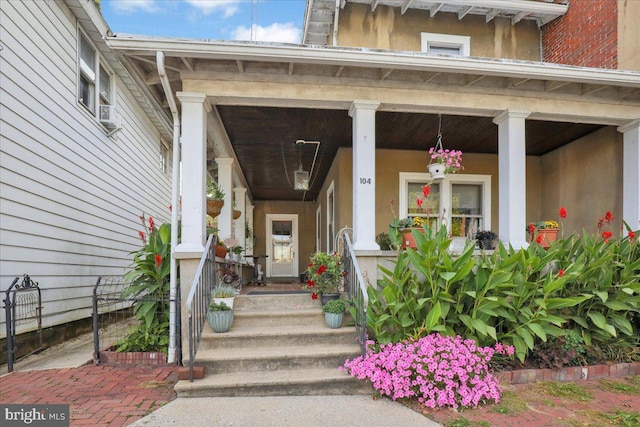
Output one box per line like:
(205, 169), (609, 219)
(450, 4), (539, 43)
(342, 234), (369, 356)
(185, 234), (216, 381)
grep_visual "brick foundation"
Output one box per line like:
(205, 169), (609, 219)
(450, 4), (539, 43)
(499, 362), (640, 385)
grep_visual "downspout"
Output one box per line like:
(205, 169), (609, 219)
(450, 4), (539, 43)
(333, 0), (341, 46)
(156, 51), (181, 364)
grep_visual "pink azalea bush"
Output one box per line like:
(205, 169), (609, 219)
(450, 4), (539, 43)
(340, 334), (514, 409)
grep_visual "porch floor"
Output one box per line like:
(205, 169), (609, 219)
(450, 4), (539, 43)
(239, 280), (305, 295)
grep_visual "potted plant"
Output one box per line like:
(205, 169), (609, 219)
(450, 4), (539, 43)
(211, 284), (236, 308)
(206, 177), (225, 218)
(208, 301), (233, 333)
(230, 245), (244, 262)
(475, 230), (498, 250)
(528, 220), (559, 249)
(428, 147), (463, 180)
(322, 299), (348, 329)
(303, 251), (343, 304)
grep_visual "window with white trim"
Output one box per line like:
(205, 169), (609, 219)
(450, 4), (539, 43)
(399, 173), (491, 237)
(78, 30), (113, 118)
(421, 33), (470, 57)
(160, 145), (168, 174)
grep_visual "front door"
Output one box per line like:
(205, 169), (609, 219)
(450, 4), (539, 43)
(266, 214), (298, 278)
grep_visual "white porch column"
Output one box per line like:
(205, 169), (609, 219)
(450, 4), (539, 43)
(618, 120), (640, 231)
(175, 92), (209, 255)
(216, 157), (234, 242)
(349, 100), (380, 250)
(493, 110), (530, 249)
(234, 187), (247, 254)
(246, 203), (255, 261)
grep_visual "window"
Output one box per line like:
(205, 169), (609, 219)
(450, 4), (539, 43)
(399, 173), (491, 237)
(421, 33), (470, 57)
(78, 31), (113, 118)
(160, 143), (168, 174)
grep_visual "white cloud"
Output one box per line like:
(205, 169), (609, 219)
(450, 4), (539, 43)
(232, 23), (301, 43)
(184, 0), (239, 18)
(110, 0), (159, 13)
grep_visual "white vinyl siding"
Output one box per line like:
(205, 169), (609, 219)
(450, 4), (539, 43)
(0, 0), (171, 337)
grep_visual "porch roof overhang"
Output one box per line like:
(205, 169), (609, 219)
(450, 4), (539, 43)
(106, 36), (640, 202)
(303, 0), (569, 45)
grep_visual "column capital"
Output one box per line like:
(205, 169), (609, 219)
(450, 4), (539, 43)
(233, 187), (247, 195)
(215, 157), (234, 166)
(349, 100), (381, 117)
(618, 119), (640, 133)
(176, 92), (211, 112)
(493, 110), (531, 125)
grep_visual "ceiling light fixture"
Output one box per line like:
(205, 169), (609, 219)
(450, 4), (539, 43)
(294, 139), (320, 191)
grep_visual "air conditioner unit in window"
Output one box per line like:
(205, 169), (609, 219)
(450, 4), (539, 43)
(99, 105), (118, 129)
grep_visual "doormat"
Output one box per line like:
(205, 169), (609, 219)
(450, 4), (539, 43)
(246, 291), (307, 295)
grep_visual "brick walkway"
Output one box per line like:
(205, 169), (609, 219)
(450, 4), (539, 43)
(0, 365), (178, 426)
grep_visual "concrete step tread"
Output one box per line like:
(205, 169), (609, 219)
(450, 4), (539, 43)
(234, 307), (322, 317)
(202, 324), (356, 338)
(195, 344), (361, 361)
(175, 367), (356, 390)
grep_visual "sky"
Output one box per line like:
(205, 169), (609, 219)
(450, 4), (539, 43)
(101, 0), (307, 43)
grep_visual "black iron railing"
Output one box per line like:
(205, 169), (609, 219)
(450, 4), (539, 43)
(342, 234), (369, 356)
(185, 234), (216, 381)
(3, 275), (43, 372)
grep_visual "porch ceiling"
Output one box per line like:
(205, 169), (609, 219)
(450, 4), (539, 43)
(219, 106), (603, 201)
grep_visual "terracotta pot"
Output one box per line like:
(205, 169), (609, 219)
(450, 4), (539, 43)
(233, 209), (241, 220)
(401, 228), (424, 249)
(207, 198), (224, 218)
(215, 244), (228, 258)
(531, 228), (559, 249)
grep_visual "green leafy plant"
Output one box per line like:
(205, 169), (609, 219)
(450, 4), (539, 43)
(322, 299), (348, 314)
(209, 301), (232, 311)
(206, 177), (225, 200)
(303, 251), (343, 298)
(375, 232), (394, 250)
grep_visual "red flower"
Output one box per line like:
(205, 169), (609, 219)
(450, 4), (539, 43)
(557, 269), (565, 277)
(416, 198), (423, 208)
(138, 231), (145, 241)
(605, 211), (614, 223)
(629, 231), (636, 240)
(169, 204), (172, 212)
(307, 280), (315, 288)
(311, 293), (318, 300)
(308, 263), (313, 268)
(536, 234), (544, 245)
(423, 185), (431, 197)
(148, 216), (155, 230)
(317, 265), (327, 274)
(528, 223), (535, 234)
(155, 254), (162, 267)
(559, 207), (567, 220)
(602, 231), (613, 242)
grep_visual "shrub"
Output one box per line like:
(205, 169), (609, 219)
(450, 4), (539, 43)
(341, 334), (513, 409)
(323, 299), (347, 313)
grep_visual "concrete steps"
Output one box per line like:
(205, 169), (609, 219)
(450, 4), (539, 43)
(175, 293), (370, 397)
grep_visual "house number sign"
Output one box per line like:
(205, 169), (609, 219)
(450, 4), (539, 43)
(359, 178), (372, 184)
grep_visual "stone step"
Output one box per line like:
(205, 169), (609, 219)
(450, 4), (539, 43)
(233, 294), (320, 311)
(199, 324), (358, 349)
(232, 307), (324, 328)
(174, 368), (372, 398)
(195, 344), (361, 374)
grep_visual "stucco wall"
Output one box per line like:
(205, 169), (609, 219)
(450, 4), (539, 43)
(318, 147), (544, 241)
(618, 0), (640, 71)
(540, 127), (622, 235)
(337, 4), (542, 61)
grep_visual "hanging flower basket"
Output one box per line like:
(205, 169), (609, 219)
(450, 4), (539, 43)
(428, 163), (446, 180)
(233, 209), (241, 220)
(207, 198), (224, 218)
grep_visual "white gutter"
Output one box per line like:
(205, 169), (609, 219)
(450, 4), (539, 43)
(107, 37), (640, 88)
(156, 51), (181, 364)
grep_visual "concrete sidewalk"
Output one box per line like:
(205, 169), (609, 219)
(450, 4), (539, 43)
(1, 330), (441, 427)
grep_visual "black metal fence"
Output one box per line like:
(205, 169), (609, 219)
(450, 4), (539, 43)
(3, 275), (43, 372)
(92, 276), (178, 365)
(342, 234), (369, 356)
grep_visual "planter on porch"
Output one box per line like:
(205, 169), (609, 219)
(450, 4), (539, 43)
(320, 293), (340, 305)
(533, 228), (559, 249)
(233, 209), (241, 220)
(428, 163), (446, 180)
(400, 228), (424, 249)
(208, 308), (234, 333)
(207, 198), (224, 218)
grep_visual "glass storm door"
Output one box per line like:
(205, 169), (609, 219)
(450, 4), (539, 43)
(266, 215), (298, 278)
